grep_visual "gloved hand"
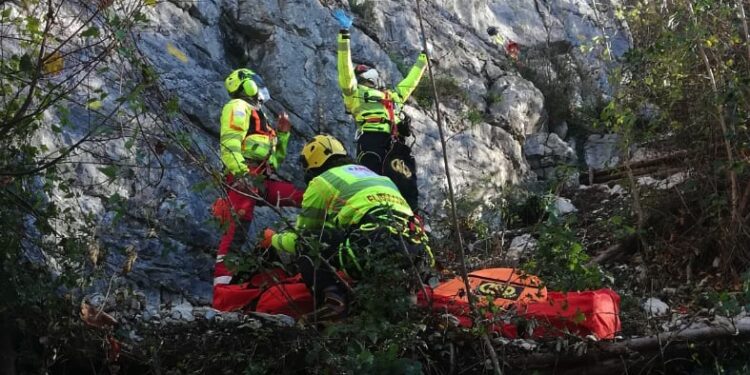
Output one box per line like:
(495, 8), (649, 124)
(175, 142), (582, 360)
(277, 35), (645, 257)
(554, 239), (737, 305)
(276, 112), (291, 132)
(333, 9), (353, 30)
(260, 228), (275, 249)
(487, 26), (499, 36)
(397, 114), (412, 137)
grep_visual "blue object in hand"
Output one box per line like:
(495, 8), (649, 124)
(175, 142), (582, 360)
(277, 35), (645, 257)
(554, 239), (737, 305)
(333, 9), (353, 30)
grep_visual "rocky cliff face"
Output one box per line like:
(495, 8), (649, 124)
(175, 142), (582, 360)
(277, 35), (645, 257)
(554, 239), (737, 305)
(23, 0), (630, 308)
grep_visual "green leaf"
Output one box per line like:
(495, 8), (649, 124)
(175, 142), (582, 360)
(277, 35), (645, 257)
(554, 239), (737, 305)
(2, 8), (12, 18)
(86, 99), (102, 110)
(165, 96), (179, 114)
(572, 310), (586, 324)
(133, 11), (148, 23)
(98, 165), (118, 180)
(190, 180), (211, 193)
(25, 17), (39, 34)
(81, 27), (100, 38)
(19, 53), (33, 73)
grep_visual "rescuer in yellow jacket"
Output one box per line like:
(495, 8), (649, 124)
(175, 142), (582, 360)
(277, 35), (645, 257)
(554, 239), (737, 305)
(212, 68), (304, 309)
(261, 135), (432, 320)
(333, 10), (427, 212)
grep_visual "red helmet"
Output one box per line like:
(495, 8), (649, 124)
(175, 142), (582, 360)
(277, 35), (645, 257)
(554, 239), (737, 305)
(355, 64), (370, 73)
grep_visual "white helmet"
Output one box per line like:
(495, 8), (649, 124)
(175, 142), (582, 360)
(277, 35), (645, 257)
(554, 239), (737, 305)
(355, 64), (382, 87)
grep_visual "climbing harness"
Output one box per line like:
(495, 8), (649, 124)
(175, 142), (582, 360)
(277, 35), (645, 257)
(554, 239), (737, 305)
(336, 207), (434, 275)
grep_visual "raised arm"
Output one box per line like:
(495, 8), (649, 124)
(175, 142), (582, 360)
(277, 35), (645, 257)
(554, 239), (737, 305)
(337, 30), (359, 111)
(394, 52), (428, 102)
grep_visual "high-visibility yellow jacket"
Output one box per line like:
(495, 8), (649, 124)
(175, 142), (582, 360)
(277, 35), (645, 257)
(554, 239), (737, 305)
(220, 99), (289, 176)
(337, 31), (428, 134)
(271, 164), (414, 253)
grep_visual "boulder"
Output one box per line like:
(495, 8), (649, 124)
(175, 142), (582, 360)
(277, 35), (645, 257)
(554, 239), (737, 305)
(552, 197), (577, 216)
(585, 134), (621, 170)
(524, 132), (576, 180)
(507, 234), (537, 264)
(487, 75), (547, 135)
(642, 297), (670, 317)
(552, 121), (569, 139)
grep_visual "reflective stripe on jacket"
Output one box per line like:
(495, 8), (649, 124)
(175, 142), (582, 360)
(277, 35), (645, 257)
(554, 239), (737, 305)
(271, 164), (414, 253)
(337, 32), (428, 133)
(220, 99), (289, 175)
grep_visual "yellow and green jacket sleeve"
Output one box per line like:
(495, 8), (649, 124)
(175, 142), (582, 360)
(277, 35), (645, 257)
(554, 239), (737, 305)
(271, 231), (298, 254)
(270, 177), (332, 254)
(337, 31), (359, 112)
(219, 100), (250, 176)
(394, 52), (428, 102)
(267, 131), (290, 171)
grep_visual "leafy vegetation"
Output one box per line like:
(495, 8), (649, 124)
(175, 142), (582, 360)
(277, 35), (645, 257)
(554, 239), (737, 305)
(0, 0), (179, 371)
(604, 0), (750, 280)
(412, 75), (467, 108)
(523, 207), (603, 291)
(7, 0), (750, 373)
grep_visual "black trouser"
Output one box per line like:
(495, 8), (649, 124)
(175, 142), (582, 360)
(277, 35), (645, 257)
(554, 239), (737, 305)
(356, 132), (419, 211)
(297, 219), (428, 305)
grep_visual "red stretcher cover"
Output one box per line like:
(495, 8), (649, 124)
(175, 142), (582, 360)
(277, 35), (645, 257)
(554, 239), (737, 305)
(417, 268), (621, 340)
(517, 289), (621, 340)
(213, 268), (621, 339)
(212, 268), (312, 316)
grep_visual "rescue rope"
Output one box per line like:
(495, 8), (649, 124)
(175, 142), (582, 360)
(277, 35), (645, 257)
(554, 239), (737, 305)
(413, 0), (472, 309)
(413, 2), (503, 374)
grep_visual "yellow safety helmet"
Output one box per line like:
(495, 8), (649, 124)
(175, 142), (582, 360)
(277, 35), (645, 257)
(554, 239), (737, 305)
(224, 68), (259, 98)
(300, 135), (347, 171)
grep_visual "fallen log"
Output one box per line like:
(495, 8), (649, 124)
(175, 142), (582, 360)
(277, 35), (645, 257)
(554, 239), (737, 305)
(589, 166), (686, 185)
(580, 150), (688, 185)
(507, 319), (750, 371)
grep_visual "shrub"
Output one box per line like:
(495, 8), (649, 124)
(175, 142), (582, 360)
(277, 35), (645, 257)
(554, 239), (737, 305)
(412, 76), (467, 108)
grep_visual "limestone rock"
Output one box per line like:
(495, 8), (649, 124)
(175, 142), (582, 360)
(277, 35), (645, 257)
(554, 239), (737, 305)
(642, 297), (670, 317)
(552, 197), (577, 216)
(524, 132), (576, 180)
(487, 75), (547, 135)
(585, 134), (621, 170)
(507, 234), (537, 264)
(552, 121), (568, 139)
(170, 299), (195, 322)
(15, 0), (631, 311)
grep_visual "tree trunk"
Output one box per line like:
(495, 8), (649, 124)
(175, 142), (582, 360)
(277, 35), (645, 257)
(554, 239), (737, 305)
(509, 320), (750, 371)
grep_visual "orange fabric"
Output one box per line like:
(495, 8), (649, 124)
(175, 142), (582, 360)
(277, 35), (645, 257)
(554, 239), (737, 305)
(213, 283), (264, 312)
(260, 228), (275, 248)
(212, 176), (304, 293)
(255, 283), (314, 318)
(425, 268), (546, 315)
(251, 109), (276, 137)
(213, 270), (313, 316)
(211, 197), (232, 224)
(519, 289), (622, 340)
(213, 268), (295, 312)
(417, 268), (621, 340)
